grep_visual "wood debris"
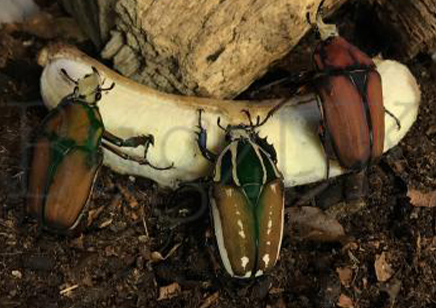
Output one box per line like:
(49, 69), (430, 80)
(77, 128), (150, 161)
(337, 294), (354, 308)
(287, 206), (346, 242)
(60, 284), (79, 296)
(375, 252), (394, 282)
(408, 189), (436, 207)
(336, 267), (353, 287)
(199, 292), (219, 308)
(157, 282), (181, 301)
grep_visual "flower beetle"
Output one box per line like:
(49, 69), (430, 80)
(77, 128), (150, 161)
(27, 67), (173, 232)
(308, 2), (400, 176)
(196, 109), (284, 278)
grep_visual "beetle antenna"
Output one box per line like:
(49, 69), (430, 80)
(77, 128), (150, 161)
(60, 68), (78, 85)
(250, 98), (288, 128)
(217, 117), (226, 131)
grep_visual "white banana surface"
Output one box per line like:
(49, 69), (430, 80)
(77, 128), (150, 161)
(38, 45), (420, 188)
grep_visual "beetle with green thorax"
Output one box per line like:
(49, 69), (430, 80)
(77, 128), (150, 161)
(27, 67), (173, 232)
(196, 109), (284, 278)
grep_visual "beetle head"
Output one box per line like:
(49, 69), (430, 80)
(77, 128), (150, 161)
(217, 108), (275, 143)
(307, 0), (338, 40)
(225, 125), (255, 142)
(61, 67), (115, 105)
(217, 118), (257, 144)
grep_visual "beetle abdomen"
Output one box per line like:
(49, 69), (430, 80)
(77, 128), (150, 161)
(256, 178), (284, 276)
(211, 183), (257, 278)
(27, 137), (52, 220)
(366, 71), (384, 162)
(318, 74), (371, 169)
(43, 147), (102, 230)
(211, 178), (284, 278)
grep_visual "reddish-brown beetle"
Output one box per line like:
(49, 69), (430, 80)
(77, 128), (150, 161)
(310, 4), (399, 176)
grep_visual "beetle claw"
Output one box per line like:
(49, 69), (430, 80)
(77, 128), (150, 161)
(217, 117), (226, 131)
(146, 134), (155, 146)
(139, 158), (175, 171)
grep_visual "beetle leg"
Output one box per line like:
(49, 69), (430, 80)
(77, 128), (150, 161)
(102, 131), (174, 169)
(102, 141), (174, 170)
(196, 109), (218, 162)
(103, 130), (152, 148)
(384, 108), (401, 130)
(295, 181), (330, 206)
(318, 125), (331, 179)
(316, 96), (331, 179)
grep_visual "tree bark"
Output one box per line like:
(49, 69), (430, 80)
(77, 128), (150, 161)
(371, 0), (436, 59)
(60, 0), (118, 48)
(60, 0), (347, 98)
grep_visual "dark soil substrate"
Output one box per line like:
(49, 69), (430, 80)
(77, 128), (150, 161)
(1, 2), (436, 308)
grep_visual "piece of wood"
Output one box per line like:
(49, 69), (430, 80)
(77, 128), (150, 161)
(60, 0), (118, 48)
(60, 0), (347, 99)
(370, 0), (436, 59)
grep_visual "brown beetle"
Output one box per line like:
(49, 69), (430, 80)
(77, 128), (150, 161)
(310, 5), (399, 176)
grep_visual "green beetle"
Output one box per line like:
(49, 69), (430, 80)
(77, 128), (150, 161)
(196, 109), (285, 278)
(27, 67), (173, 232)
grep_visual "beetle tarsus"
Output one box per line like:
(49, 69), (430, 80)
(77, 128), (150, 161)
(196, 109), (218, 162)
(140, 135), (174, 170)
(216, 117), (226, 131)
(384, 108), (401, 130)
(142, 160), (175, 171)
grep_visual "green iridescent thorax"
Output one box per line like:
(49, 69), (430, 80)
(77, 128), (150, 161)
(214, 138), (280, 205)
(41, 99), (104, 186)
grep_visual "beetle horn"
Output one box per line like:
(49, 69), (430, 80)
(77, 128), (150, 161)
(91, 66), (100, 76)
(60, 68), (78, 85)
(101, 81), (115, 92)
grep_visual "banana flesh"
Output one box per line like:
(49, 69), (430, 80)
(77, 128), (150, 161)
(38, 44), (420, 188)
